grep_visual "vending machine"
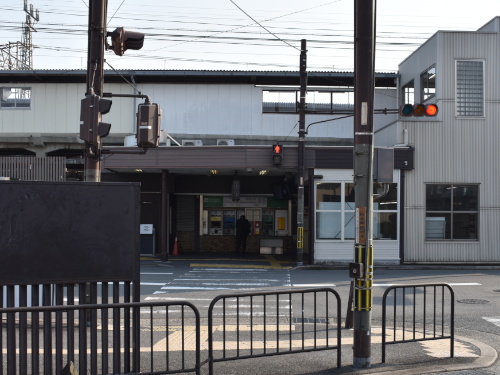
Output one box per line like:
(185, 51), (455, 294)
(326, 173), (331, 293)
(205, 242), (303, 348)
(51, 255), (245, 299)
(209, 210), (223, 235)
(245, 208), (262, 236)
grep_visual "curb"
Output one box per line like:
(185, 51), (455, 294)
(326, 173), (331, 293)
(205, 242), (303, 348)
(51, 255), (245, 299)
(353, 336), (498, 375)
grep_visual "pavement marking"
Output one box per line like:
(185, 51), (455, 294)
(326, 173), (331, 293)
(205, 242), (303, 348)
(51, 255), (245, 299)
(146, 326), (479, 358)
(140, 272), (174, 275)
(190, 263), (292, 270)
(292, 284), (336, 287)
(374, 283), (481, 287)
(420, 340), (478, 358)
(141, 282), (169, 286)
(160, 286), (232, 290)
(145, 296), (213, 301)
(265, 255), (284, 268)
(483, 317), (500, 328)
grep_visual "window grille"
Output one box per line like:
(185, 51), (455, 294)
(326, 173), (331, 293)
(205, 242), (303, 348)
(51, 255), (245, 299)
(456, 61), (484, 117)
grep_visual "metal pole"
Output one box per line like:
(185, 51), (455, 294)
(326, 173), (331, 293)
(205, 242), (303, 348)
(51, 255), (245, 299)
(160, 170), (170, 261)
(84, 0), (107, 182)
(353, 0), (376, 368)
(297, 39), (307, 266)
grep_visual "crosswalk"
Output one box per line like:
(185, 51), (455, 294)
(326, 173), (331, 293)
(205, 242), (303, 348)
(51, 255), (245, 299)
(151, 267), (291, 294)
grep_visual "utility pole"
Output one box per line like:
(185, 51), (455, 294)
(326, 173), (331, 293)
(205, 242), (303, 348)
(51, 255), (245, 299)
(352, 0), (376, 368)
(297, 39), (307, 267)
(83, 0), (107, 182)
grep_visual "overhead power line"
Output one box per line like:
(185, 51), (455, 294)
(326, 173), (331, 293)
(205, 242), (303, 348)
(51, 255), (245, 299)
(229, 0), (300, 51)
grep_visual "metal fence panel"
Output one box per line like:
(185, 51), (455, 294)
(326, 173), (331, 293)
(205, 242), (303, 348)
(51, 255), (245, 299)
(0, 301), (201, 375)
(208, 288), (341, 375)
(381, 283), (455, 363)
(0, 156), (65, 181)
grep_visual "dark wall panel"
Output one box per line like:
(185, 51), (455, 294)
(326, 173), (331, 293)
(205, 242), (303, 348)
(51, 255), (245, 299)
(0, 181), (140, 285)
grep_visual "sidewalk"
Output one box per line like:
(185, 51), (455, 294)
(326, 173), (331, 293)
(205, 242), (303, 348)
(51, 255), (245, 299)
(333, 332), (498, 375)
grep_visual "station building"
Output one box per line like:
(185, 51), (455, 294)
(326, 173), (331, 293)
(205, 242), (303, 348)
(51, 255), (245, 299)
(0, 69), (409, 263)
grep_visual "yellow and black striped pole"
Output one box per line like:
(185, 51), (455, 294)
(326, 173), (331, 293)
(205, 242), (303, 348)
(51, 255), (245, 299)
(352, 0), (376, 368)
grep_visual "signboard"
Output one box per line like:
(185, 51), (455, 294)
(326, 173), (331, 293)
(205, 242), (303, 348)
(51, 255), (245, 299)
(356, 207), (367, 244)
(140, 224), (154, 234)
(0, 181), (140, 285)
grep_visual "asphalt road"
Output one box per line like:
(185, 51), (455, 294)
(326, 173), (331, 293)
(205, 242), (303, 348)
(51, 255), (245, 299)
(137, 257), (500, 374)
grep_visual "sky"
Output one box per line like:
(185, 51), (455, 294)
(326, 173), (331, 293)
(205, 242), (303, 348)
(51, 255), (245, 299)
(2, 0), (500, 73)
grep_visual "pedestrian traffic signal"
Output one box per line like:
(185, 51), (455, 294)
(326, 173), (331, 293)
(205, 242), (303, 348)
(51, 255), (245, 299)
(272, 144), (283, 166)
(80, 94), (112, 143)
(399, 103), (439, 117)
(136, 102), (161, 147)
(108, 27), (145, 56)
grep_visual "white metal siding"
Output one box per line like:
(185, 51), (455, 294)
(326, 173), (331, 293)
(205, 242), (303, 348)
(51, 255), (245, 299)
(0, 83), (136, 137)
(402, 29), (500, 262)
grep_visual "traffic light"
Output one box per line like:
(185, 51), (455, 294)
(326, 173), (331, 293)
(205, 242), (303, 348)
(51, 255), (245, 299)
(399, 103), (439, 117)
(80, 94), (112, 143)
(136, 102), (161, 147)
(272, 144), (283, 166)
(108, 27), (145, 56)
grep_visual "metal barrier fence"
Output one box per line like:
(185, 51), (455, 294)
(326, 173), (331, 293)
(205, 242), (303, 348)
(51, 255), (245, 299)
(0, 301), (200, 375)
(381, 283), (455, 363)
(0, 156), (66, 181)
(1, 282), (138, 309)
(207, 288), (342, 375)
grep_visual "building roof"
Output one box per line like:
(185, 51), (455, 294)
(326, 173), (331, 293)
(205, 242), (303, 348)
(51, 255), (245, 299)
(0, 69), (398, 87)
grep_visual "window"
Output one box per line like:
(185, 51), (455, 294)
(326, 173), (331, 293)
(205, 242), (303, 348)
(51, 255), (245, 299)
(421, 65), (436, 101)
(316, 182), (398, 240)
(401, 80), (414, 105)
(1, 87), (31, 109)
(425, 184), (479, 240)
(262, 90), (354, 114)
(456, 60), (484, 117)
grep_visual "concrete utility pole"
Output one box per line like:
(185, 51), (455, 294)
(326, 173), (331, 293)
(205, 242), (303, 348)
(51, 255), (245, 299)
(84, 0), (107, 182)
(297, 39), (307, 266)
(352, 0), (376, 368)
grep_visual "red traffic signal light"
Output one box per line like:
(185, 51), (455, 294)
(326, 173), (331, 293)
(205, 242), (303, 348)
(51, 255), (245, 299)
(399, 103), (439, 117)
(108, 27), (144, 56)
(425, 104), (438, 116)
(272, 144), (283, 165)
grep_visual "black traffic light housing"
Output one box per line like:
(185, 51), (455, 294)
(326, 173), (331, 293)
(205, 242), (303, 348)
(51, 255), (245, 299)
(80, 94), (112, 143)
(272, 144), (283, 166)
(136, 102), (161, 147)
(399, 103), (438, 117)
(108, 27), (145, 56)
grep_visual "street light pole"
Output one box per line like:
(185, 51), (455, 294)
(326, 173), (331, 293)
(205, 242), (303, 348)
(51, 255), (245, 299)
(352, 0), (376, 368)
(297, 39), (307, 266)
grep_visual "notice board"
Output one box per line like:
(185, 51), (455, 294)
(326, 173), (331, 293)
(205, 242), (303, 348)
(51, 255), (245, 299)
(0, 181), (140, 285)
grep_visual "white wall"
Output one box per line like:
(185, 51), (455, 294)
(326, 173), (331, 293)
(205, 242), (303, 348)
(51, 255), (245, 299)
(0, 81), (399, 145)
(0, 83), (135, 137)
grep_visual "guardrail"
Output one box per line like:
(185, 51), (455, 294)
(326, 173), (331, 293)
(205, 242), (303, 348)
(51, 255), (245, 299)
(207, 288), (341, 375)
(0, 301), (200, 375)
(381, 283), (454, 363)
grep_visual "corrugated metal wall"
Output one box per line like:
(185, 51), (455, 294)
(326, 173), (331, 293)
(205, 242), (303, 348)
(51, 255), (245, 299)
(0, 156), (65, 181)
(402, 30), (500, 262)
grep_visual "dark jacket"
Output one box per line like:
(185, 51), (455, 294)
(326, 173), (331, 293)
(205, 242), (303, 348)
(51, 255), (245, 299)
(236, 217), (251, 236)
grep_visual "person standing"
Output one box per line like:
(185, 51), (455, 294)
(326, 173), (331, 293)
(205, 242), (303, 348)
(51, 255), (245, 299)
(235, 215), (251, 256)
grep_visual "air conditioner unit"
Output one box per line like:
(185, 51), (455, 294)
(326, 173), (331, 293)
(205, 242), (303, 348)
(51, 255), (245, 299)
(182, 139), (203, 146)
(217, 139), (235, 146)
